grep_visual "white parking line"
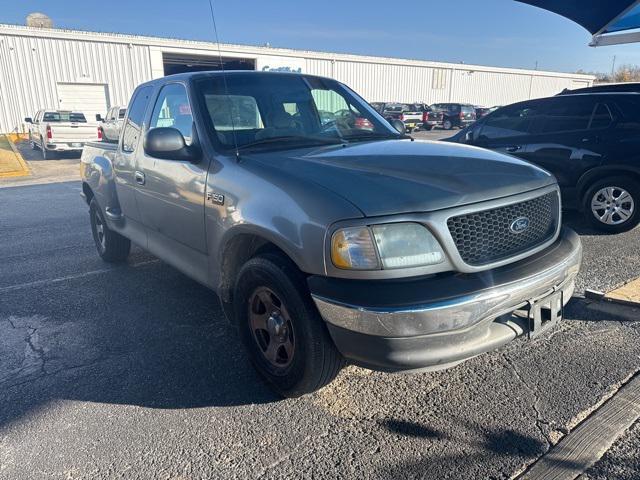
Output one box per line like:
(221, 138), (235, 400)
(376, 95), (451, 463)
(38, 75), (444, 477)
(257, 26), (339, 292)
(0, 259), (159, 293)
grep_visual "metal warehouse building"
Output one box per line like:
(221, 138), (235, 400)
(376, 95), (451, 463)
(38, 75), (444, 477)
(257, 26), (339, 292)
(0, 23), (594, 134)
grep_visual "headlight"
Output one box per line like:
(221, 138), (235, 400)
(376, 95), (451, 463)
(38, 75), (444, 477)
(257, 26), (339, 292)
(331, 223), (444, 270)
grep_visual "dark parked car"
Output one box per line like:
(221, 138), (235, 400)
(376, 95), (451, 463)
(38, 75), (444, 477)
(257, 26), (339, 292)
(475, 106), (492, 119)
(558, 83), (640, 95)
(409, 103), (444, 130)
(432, 103), (476, 130)
(446, 93), (640, 232)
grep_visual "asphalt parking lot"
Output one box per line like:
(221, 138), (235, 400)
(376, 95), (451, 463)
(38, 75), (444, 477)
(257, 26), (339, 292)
(1, 139), (640, 479)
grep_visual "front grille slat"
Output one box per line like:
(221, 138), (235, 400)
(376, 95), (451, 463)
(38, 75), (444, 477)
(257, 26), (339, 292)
(447, 192), (559, 266)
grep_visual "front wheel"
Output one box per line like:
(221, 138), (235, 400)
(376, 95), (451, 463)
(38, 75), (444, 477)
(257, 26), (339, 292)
(583, 177), (640, 233)
(89, 198), (131, 262)
(234, 253), (345, 397)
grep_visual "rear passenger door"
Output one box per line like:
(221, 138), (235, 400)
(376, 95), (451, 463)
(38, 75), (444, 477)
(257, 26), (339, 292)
(524, 96), (604, 189)
(113, 85), (154, 223)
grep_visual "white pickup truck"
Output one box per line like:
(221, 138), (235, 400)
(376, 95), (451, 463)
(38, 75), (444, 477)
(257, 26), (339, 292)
(25, 110), (100, 159)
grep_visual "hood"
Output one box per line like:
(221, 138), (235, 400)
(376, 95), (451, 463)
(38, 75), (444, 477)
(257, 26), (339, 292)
(245, 140), (556, 217)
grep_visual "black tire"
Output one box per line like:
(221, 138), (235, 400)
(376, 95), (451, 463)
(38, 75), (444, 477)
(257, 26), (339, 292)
(443, 119), (453, 130)
(582, 176), (640, 233)
(89, 198), (131, 262)
(423, 125), (433, 131)
(30, 136), (37, 150)
(233, 253), (345, 397)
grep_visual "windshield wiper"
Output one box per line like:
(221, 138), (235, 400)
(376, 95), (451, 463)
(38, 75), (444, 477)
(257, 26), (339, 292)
(237, 135), (345, 151)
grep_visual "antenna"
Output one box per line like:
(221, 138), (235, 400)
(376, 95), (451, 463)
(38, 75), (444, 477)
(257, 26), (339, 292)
(207, 0), (240, 160)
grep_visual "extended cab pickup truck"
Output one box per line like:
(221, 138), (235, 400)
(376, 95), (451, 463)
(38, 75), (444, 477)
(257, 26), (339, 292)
(81, 71), (582, 397)
(25, 110), (99, 159)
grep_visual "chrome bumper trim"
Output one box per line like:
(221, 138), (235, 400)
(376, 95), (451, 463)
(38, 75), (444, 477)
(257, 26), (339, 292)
(312, 229), (582, 338)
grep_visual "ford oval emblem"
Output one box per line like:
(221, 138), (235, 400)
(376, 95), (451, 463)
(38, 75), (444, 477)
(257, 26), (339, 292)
(510, 217), (530, 234)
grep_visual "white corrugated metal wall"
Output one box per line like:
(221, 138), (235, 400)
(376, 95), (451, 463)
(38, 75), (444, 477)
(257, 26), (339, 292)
(0, 33), (151, 133)
(0, 25), (594, 133)
(305, 58), (591, 107)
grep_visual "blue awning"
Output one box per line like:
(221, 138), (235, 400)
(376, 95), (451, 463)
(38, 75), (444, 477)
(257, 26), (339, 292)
(516, 0), (640, 45)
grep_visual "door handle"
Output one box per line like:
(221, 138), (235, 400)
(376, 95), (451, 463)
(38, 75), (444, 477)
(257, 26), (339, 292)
(505, 145), (521, 153)
(134, 171), (145, 186)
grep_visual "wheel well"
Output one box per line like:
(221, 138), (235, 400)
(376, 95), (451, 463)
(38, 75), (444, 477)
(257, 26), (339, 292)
(578, 169), (640, 203)
(218, 234), (295, 304)
(82, 182), (94, 205)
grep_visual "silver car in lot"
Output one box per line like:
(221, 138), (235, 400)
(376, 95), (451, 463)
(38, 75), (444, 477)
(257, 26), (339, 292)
(81, 71), (582, 397)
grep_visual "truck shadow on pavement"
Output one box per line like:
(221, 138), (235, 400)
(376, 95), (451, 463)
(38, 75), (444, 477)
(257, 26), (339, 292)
(0, 256), (280, 429)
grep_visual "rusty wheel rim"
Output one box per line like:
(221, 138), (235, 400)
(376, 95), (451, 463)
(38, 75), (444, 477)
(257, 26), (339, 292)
(248, 287), (295, 370)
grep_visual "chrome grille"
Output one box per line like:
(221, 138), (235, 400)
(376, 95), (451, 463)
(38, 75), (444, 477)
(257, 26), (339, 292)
(447, 191), (559, 266)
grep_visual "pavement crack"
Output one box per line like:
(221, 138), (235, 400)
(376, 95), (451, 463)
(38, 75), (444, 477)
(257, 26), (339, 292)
(503, 353), (553, 450)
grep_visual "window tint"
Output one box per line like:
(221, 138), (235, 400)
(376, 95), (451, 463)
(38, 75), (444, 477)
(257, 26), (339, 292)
(614, 98), (640, 132)
(118, 109), (126, 119)
(539, 98), (593, 133)
(589, 104), (613, 130)
(478, 104), (541, 140)
(150, 83), (193, 143)
(461, 105), (474, 114)
(122, 86), (152, 153)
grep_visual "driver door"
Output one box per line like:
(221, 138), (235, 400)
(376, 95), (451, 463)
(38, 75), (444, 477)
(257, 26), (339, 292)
(134, 82), (211, 284)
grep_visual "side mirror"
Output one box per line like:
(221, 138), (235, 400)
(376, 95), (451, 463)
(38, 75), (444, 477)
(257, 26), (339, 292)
(96, 114), (104, 122)
(390, 119), (406, 134)
(24, 117), (32, 123)
(144, 127), (201, 162)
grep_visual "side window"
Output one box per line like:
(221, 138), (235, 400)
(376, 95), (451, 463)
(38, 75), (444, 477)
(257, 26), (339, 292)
(539, 99), (593, 134)
(478, 104), (541, 140)
(149, 83), (193, 144)
(589, 103), (613, 130)
(615, 99), (640, 132)
(122, 86), (152, 153)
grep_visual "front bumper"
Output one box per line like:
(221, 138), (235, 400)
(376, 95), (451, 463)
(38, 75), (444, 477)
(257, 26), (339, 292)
(309, 228), (582, 372)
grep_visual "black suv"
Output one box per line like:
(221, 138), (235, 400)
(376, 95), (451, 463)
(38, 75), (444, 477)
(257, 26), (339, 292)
(446, 93), (640, 233)
(432, 103), (476, 130)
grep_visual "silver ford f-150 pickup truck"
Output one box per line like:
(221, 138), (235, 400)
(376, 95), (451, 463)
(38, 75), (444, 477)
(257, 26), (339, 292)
(81, 71), (582, 397)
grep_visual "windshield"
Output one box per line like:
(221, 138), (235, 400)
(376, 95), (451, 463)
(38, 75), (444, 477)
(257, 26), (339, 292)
(194, 73), (399, 150)
(43, 111), (87, 123)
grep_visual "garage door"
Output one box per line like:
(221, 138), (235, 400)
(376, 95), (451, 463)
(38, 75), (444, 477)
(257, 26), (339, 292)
(56, 83), (109, 123)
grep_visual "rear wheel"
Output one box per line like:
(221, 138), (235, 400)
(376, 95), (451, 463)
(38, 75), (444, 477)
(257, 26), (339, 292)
(583, 177), (640, 233)
(89, 198), (131, 262)
(443, 119), (453, 130)
(29, 135), (37, 150)
(234, 253), (345, 397)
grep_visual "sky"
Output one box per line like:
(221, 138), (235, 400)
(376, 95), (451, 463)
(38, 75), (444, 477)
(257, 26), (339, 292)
(3, 0), (640, 75)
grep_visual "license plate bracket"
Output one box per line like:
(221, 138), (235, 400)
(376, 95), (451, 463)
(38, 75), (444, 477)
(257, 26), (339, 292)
(527, 290), (563, 339)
